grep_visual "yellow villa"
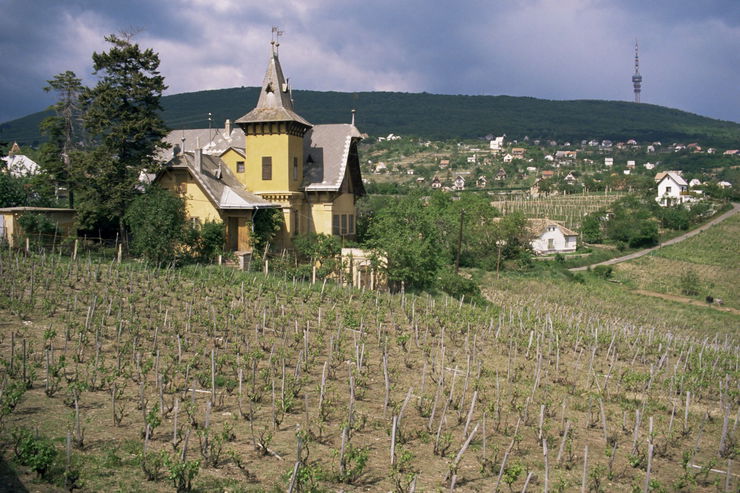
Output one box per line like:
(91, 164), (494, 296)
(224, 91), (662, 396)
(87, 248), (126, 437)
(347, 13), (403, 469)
(154, 42), (365, 252)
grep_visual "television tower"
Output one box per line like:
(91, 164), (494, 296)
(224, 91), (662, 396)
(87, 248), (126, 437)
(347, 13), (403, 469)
(632, 40), (642, 103)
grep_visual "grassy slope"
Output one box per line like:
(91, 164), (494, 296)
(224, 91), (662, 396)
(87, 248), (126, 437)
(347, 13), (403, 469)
(614, 213), (740, 309)
(3, 87), (740, 146)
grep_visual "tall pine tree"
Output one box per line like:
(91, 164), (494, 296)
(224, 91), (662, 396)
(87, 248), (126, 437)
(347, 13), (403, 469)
(40, 71), (85, 207)
(74, 33), (168, 235)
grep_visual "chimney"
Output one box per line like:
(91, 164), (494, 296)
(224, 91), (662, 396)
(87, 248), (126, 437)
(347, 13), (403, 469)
(224, 119), (231, 136)
(195, 137), (203, 174)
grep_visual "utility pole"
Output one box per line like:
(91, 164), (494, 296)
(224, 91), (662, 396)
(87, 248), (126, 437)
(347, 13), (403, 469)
(455, 209), (465, 273)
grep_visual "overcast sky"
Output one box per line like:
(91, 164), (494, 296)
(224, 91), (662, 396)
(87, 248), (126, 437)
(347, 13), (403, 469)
(2, 0), (739, 124)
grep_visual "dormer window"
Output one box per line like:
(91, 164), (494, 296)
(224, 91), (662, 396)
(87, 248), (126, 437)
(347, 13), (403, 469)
(265, 82), (274, 93)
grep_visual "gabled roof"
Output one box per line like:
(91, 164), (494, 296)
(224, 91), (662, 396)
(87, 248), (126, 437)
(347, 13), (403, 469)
(235, 50), (311, 127)
(657, 171), (687, 187)
(158, 126), (246, 162)
(527, 218), (578, 238)
(163, 152), (278, 210)
(303, 124), (364, 193)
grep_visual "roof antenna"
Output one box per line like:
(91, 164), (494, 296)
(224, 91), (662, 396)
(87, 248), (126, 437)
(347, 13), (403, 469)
(351, 109), (356, 126)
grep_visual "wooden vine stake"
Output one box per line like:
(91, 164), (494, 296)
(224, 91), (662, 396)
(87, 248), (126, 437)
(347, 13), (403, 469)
(448, 422), (478, 491)
(581, 445), (589, 493)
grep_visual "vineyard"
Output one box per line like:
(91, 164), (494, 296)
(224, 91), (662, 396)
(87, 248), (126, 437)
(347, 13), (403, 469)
(1, 250), (738, 492)
(615, 213), (740, 310)
(491, 193), (626, 230)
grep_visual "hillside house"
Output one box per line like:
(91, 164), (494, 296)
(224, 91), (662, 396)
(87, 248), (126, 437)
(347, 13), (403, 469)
(544, 154), (554, 162)
(724, 150), (739, 156)
(154, 41), (365, 252)
(718, 181), (732, 189)
(643, 162), (655, 170)
(1, 142), (39, 177)
(627, 160), (636, 169)
(604, 157), (613, 167)
(541, 170), (555, 180)
(439, 159), (450, 169)
(555, 150), (577, 160)
(564, 172), (576, 185)
(655, 171), (689, 206)
(689, 178), (702, 187)
(503, 154), (513, 163)
(476, 176), (487, 188)
(511, 148), (526, 159)
(489, 136), (505, 152)
(453, 175), (465, 190)
(527, 219), (578, 255)
(495, 168), (507, 181)
(431, 176), (442, 189)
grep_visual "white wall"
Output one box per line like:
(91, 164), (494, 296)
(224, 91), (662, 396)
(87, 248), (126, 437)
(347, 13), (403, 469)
(531, 227), (577, 254)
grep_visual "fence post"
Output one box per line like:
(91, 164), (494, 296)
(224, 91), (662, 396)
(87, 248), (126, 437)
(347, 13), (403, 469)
(117, 243), (122, 264)
(73, 239), (78, 260)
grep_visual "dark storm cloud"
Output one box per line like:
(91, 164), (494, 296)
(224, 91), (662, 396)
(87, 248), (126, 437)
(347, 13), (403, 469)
(1, 0), (738, 124)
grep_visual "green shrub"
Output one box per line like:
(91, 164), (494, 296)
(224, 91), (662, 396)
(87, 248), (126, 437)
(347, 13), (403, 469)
(679, 269), (700, 296)
(592, 265), (613, 279)
(437, 269), (482, 302)
(12, 428), (58, 479)
(18, 213), (57, 236)
(125, 186), (186, 264)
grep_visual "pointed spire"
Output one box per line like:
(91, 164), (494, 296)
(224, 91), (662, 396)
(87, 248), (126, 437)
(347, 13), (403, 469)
(235, 39), (311, 127)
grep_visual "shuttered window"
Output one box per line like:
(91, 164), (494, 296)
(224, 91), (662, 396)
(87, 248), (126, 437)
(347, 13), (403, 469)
(262, 156), (272, 180)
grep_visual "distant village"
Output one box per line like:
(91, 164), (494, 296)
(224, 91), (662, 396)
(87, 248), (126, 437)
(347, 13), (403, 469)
(364, 133), (736, 197)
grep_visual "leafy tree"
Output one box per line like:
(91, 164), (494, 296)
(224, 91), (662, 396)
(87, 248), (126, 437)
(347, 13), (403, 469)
(124, 187), (185, 264)
(251, 208), (284, 255)
(40, 71), (85, 207)
(366, 192), (447, 290)
(75, 33), (168, 235)
(580, 212), (603, 243)
(0, 173), (27, 207)
(293, 233), (340, 262)
(657, 206), (690, 230)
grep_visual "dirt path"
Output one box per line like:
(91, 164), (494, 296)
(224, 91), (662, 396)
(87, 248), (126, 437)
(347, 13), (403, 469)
(570, 202), (739, 271)
(633, 289), (740, 315)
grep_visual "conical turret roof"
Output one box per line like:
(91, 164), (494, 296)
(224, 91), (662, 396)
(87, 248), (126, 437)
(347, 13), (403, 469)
(236, 46), (311, 127)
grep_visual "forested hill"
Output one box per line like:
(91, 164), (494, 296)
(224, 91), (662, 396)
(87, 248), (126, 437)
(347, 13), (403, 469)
(3, 87), (740, 147)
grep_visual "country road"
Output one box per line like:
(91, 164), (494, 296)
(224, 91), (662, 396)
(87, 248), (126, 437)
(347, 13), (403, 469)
(570, 202), (739, 272)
